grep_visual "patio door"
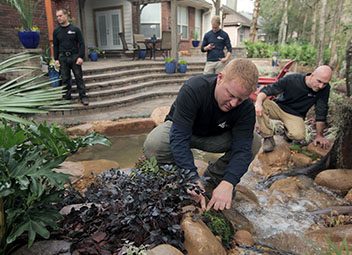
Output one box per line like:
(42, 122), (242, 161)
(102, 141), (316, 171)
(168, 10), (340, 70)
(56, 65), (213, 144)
(95, 9), (122, 50)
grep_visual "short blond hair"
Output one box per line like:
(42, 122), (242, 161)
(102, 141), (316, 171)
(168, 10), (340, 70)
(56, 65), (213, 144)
(222, 58), (258, 93)
(211, 16), (221, 26)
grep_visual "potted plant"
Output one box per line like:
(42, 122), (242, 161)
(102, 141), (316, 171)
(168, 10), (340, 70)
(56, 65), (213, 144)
(88, 47), (104, 61)
(3, 0), (41, 49)
(192, 31), (200, 48)
(41, 48), (60, 87)
(164, 57), (176, 74)
(178, 59), (187, 73)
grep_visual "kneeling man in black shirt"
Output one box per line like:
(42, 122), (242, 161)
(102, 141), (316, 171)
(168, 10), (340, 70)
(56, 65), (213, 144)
(255, 65), (332, 153)
(143, 59), (261, 211)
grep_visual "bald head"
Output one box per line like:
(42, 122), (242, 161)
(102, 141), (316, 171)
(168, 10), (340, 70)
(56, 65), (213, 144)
(307, 65), (332, 92)
(314, 65), (332, 81)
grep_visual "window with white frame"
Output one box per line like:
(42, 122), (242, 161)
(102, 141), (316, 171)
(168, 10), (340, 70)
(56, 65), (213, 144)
(140, 3), (161, 38)
(194, 9), (201, 40)
(177, 6), (188, 39)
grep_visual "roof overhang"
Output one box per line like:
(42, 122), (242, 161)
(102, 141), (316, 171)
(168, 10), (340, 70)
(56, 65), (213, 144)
(221, 4), (236, 15)
(177, 0), (212, 10)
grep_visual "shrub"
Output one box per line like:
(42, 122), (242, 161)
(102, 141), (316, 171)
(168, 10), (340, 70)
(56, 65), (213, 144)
(178, 59), (187, 65)
(164, 57), (174, 63)
(0, 121), (110, 254)
(59, 163), (204, 253)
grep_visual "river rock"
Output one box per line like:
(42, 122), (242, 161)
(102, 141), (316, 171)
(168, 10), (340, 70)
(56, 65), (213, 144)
(195, 159), (208, 177)
(252, 136), (291, 177)
(235, 184), (259, 205)
(307, 142), (332, 157)
(148, 244), (183, 255)
(307, 224), (352, 250)
(181, 215), (226, 255)
(66, 123), (94, 136)
(222, 208), (254, 233)
(291, 152), (313, 167)
(12, 240), (72, 255)
(67, 118), (156, 136)
(315, 169), (352, 193)
(345, 189), (352, 202)
(150, 106), (170, 126)
(234, 230), (254, 246)
(55, 161), (85, 183)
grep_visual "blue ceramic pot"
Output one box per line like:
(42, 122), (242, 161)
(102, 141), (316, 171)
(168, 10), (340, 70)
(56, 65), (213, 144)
(48, 69), (60, 87)
(192, 40), (200, 48)
(165, 62), (176, 74)
(89, 52), (99, 61)
(178, 64), (187, 73)
(18, 31), (40, 49)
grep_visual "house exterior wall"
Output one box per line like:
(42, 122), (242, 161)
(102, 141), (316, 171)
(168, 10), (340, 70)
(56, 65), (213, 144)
(83, 0), (133, 48)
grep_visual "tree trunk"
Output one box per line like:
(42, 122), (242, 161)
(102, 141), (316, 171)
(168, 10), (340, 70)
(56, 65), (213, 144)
(346, 37), (352, 97)
(278, 0), (289, 44)
(212, 0), (221, 15)
(249, 0), (261, 42)
(310, 3), (318, 46)
(328, 0), (345, 69)
(316, 0), (327, 66)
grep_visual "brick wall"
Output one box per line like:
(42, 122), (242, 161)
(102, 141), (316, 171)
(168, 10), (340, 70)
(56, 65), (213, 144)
(0, 2), (48, 49)
(0, 0), (79, 52)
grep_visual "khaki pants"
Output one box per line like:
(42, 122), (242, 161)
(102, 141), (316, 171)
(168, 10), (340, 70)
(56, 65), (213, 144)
(256, 99), (306, 140)
(203, 61), (225, 74)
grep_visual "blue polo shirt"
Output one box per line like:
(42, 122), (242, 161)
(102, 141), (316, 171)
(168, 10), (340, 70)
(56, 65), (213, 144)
(201, 29), (232, 62)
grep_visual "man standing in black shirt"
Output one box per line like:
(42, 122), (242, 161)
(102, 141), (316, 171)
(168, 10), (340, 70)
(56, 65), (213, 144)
(201, 16), (232, 74)
(54, 9), (89, 106)
(255, 65), (332, 152)
(144, 59), (261, 211)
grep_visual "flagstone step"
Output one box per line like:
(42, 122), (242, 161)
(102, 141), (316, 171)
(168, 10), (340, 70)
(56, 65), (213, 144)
(71, 71), (201, 93)
(41, 84), (181, 117)
(71, 79), (186, 102)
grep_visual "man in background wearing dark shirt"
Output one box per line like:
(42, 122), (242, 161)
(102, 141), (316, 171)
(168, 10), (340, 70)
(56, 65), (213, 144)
(143, 59), (261, 211)
(201, 16), (232, 74)
(53, 9), (89, 106)
(255, 65), (333, 152)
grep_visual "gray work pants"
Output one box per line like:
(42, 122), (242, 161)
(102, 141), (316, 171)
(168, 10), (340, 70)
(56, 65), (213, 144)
(143, 121), (261, 180)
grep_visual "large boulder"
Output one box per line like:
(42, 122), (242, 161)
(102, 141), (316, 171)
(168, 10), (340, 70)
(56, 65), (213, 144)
(181, 215), (226, 255)
(315, 169), (352, 193)
(252, 136), (291, 177)
(67, 118), (156, 136)
(307, 225), (352, 250)
(291, 152), (313, 167)
(307, 142), (333, 157)
(148, 244), (183, 255)
(150, 106), (170, 126)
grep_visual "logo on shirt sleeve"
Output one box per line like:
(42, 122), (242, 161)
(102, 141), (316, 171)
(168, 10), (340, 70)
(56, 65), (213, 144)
(218, 121), (228, 129)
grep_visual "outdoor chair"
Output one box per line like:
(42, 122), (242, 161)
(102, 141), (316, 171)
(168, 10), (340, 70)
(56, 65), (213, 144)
(133, 33), (149, 59)
(250, 60), (296, 101)
(118, 32), (140, 60)
(154, 31), (172, 59)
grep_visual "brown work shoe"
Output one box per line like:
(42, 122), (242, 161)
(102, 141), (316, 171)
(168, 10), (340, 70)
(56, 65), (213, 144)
(81, 97), (89, 106)
(263, 137), (276, 153)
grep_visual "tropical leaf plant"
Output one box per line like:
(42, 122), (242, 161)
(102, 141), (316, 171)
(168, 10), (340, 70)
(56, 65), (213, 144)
(0, 52), (68, 124)
(0, 121), (111, 254)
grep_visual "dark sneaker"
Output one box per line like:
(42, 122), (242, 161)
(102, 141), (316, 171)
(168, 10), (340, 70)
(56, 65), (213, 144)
(283, 132), (293, 143)
(81, 97), (89, 106)
(263, 137), (276, 153)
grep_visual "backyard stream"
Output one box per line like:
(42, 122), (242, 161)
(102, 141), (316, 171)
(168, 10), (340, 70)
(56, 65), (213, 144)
(11, 102), (352, 255)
